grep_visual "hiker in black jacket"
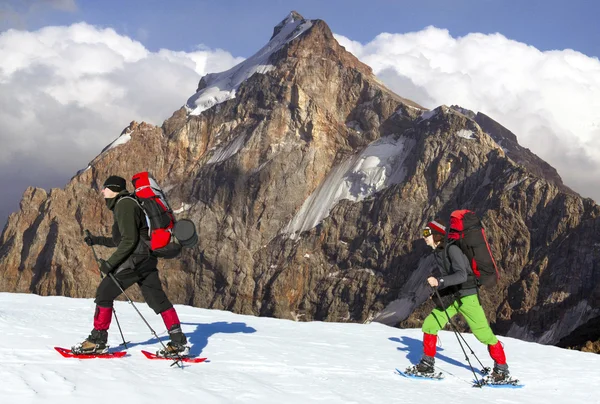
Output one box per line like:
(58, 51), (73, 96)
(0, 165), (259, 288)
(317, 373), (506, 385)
(72, 175), (188, 357)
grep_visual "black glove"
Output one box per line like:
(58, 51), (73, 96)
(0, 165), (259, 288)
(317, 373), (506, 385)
(98, 259), (114, 275)
(84, 231), (96, 246)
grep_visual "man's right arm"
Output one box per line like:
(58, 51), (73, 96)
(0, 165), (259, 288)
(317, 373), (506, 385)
(86, 231), (116, 248)
(94, 236), (117, 247)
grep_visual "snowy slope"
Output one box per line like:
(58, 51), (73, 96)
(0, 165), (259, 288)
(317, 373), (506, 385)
(1, 292), (599, 404)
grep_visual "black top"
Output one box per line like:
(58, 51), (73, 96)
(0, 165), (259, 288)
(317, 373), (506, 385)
(95, 190), (151, 268)
(431, 243), (478, 299)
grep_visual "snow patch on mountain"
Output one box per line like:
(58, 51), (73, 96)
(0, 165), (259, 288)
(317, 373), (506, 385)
(207, 133), (247, 164)
(457, 129), (475, 139)
(419, 109), (437, 120)
(102, 133), (131, 153)
(284, 135), (414, 237)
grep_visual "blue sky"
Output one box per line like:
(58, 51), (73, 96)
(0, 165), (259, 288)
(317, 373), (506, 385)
(3, 0), (599, 58)
(0, 0), (599, 227)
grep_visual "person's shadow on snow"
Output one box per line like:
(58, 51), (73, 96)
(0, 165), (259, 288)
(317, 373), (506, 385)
(389, 336), (475, 372)
(119, 321), (256, 356)
(182, 321), (256, 356)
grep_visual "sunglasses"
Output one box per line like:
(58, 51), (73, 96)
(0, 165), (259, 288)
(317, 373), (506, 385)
(422, 228), (432, 238)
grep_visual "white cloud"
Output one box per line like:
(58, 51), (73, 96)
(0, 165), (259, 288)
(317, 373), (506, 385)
(0, 22), (242, 225)
(1, 21), (599, 229)
(336, 27), (600, 202)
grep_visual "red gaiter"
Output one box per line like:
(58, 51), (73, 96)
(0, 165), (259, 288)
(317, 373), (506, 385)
(93, 306), (113, 331)
(423, 333), (437, 357)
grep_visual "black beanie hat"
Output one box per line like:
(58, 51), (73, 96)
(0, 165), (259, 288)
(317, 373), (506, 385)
(103, 175), (127, 193)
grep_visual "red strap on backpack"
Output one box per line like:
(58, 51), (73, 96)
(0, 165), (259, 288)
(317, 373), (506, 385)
(131, 172), (175, 250)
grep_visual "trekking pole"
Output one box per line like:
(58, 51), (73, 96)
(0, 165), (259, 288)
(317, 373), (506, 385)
(106, 272), (184, 369)
(451, 326), (488, 372)
(436, 291), (488, 372)
(86, 230), (129, 349)
(86, 231), (183, 368)
(432, 286), (483, 387)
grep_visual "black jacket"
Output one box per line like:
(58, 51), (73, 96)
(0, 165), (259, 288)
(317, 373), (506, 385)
(430, 242), (478, 308)
(94, 190), (152, 269)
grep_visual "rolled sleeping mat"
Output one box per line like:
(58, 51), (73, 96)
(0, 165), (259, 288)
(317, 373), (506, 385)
(173, 219), (198, 248)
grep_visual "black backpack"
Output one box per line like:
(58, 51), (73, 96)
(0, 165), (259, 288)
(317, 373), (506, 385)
(447, 210), (499, 287)
(130, 171), (198, 259)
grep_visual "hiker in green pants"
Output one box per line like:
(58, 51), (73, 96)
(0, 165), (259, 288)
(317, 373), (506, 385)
(411, 218), (510, 382)
(422, 295), (498, 346)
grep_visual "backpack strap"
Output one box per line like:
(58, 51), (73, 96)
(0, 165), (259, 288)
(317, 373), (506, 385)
(443, 238), (455, 272)
(117, 195), (152, 239)
(444, 241), (480, 290)
(116, 194), (138, 206)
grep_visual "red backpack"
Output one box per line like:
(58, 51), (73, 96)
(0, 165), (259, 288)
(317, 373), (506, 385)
(447, 210), (499, 287)
(130, 172), (197, 258)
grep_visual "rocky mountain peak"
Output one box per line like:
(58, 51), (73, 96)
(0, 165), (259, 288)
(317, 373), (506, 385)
(1, 12), (599, 351)
(449, 105), (572, 194)
(186, 12), (389, 117)
(271, 11), (305, 40)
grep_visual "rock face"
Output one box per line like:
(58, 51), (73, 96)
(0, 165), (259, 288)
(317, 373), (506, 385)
(1, 12), (599, 347)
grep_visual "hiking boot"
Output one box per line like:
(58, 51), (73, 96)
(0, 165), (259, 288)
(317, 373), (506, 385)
(415, 355), (435, 374)
(490, 363), (510, 382)
(155, 324), (189, 357)
(71, 329), (108, 355)
(157, 341), (190, 358)
(168, 324), (188, 345)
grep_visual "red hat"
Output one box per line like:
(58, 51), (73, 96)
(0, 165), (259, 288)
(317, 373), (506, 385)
(426, 218), (446, 236)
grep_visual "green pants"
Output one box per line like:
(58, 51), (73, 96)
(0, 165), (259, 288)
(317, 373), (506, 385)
(422, 294), (498, 345)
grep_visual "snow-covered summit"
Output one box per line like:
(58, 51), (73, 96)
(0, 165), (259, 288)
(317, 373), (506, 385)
(271, 11), (305, 39)
(185, 12), (313, 116)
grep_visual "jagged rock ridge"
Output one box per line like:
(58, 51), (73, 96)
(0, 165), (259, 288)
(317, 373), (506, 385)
(1, 12), (599, 348)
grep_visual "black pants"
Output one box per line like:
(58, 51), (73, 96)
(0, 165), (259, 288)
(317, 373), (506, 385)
(95, 256), (173, 314)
